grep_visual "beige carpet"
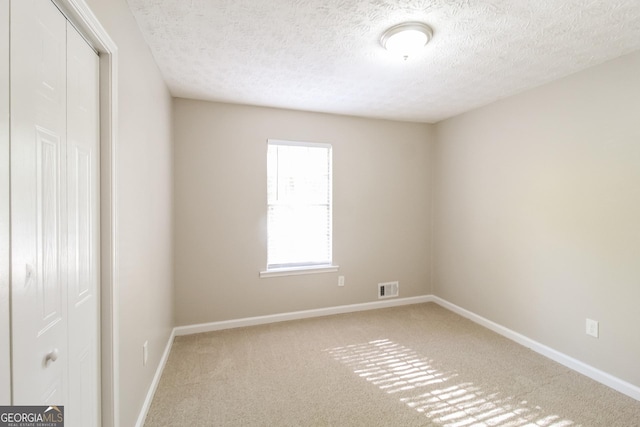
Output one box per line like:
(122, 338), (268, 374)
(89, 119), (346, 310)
(144, 303), (640, 426)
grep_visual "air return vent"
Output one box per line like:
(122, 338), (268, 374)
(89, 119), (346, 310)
(378, 281), (399, 299)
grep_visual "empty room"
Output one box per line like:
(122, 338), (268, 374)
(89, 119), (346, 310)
(1, 0), (640, 426)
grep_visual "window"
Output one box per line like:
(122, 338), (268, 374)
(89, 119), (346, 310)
(263, 139), (336, 276)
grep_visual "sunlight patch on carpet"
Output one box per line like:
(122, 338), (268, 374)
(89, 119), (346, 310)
(325, 339), (574, 427)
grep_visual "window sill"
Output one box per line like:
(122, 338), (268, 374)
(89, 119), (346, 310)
(259, 265), (340, 278)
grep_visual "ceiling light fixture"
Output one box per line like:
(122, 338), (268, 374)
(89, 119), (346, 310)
(380, 22), (433, 60)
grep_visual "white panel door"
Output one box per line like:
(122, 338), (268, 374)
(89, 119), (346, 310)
(11, 1), (100, 423)
(11, 0), (69, 406)
(66, 21), (100, 427)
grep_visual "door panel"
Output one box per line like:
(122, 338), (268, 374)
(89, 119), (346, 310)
(11, 0), (68, 406)
(67, 20), (100, 427)
(37, 128), (63, 330)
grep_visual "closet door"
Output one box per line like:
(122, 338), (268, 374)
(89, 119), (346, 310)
(11, 1), (100, 423)
(11, 0), (69, 405)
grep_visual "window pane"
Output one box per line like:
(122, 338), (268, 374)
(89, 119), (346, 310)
(268, 145), (329, 204)
(267, 205), (330, 267)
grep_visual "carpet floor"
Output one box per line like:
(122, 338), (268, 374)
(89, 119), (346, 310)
(144, 303), (640, 426)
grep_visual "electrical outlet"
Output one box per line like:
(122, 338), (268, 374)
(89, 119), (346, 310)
(586, 319), (599, 338)
(143, 341), (149, 366)
(338, 276), (345, 287)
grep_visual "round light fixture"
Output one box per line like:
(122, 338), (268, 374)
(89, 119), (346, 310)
(380, 22), (433, 60)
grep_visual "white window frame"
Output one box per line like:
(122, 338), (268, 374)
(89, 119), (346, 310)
(260, 139), (338, 278)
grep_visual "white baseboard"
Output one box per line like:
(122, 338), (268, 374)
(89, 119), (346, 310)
(135, 328), (176, 427)
(174, 295), (434, 336)
(430, 296), (640, 402)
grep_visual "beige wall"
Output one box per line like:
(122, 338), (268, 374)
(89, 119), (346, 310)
(0, 0), (9, 405)
(434, 50), (640, 388)
(173, 99), (434, 326)
(84, 1), (174, 425)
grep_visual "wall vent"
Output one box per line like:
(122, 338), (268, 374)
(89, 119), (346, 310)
(378, 281), (399, 299)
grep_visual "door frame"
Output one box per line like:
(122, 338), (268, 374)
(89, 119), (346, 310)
(50, 1), (119, 425)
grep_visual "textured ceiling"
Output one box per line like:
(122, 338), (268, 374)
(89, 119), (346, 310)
(127, 0), (640, 123)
